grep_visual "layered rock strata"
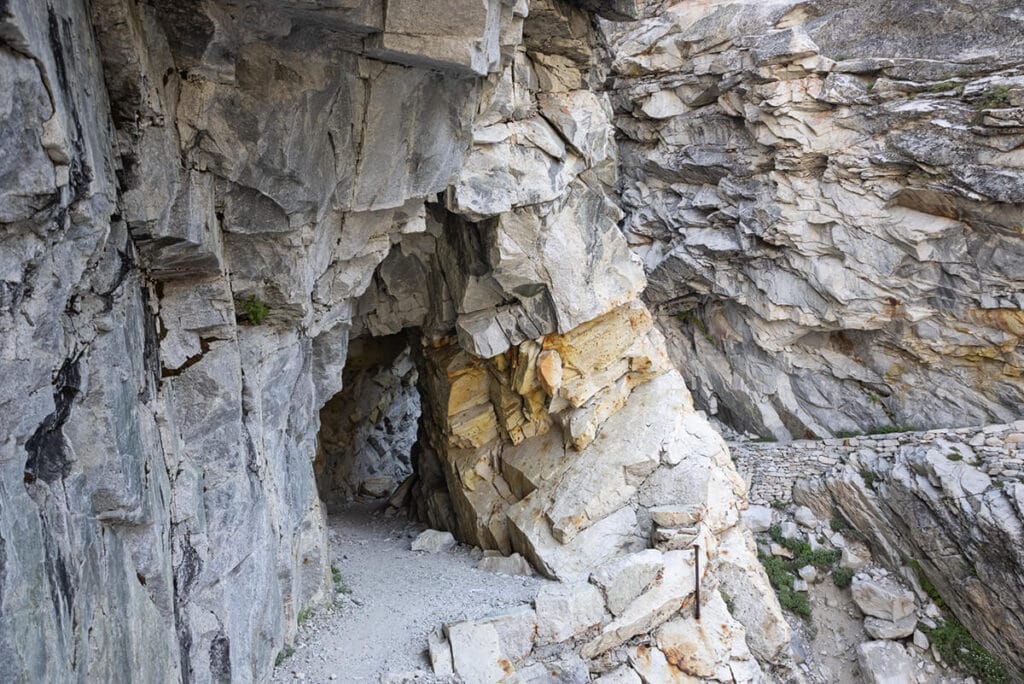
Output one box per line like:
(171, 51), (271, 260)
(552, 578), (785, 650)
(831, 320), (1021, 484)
(604, 0), (1024, 440)
(0, 0), (784, 682)
(794, 431), (1024, 678)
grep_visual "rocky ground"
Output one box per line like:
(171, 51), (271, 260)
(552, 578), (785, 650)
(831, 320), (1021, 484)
(271, 504), (547, 682)
(745, 501), (997, 684)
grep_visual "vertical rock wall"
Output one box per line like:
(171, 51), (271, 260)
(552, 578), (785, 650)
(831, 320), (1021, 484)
(605, 0), (1024, 440)
(0, 0), (787, 681)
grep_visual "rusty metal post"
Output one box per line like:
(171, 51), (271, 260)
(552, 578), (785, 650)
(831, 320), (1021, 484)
(694, 543), (701, 620)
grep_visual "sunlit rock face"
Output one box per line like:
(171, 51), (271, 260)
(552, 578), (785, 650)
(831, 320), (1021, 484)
(605, 0), (1024, 441)
(0, 0), (783, 681)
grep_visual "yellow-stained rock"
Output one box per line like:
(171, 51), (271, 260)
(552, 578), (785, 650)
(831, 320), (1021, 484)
(536, 349), (563, 396)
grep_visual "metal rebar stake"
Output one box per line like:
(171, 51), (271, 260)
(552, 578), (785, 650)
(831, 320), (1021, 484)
(694, 543), (701, 620)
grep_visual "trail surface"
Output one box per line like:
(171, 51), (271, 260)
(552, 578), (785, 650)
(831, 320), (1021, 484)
(272, 503), (547, 682)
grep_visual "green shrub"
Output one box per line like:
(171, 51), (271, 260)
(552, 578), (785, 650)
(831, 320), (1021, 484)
(869, 425), (916, 435)
(830, 515), (851, 532)
(835, 430), (861, 438)
(947, 452), (963, 462)
(770, 500), (786, 510)
(976, 85), (1012, 109)
(858, 468), (880, 489)
(927, 619), (1009, 684)
(238, 294), (270, 325)
(832, 567), (854, 588)
(275, 646), (294, 666)
(758, 553), (812, 617)
(297, 607), (313, 623)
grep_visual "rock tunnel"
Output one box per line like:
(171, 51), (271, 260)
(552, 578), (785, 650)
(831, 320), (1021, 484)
(6, 0), (1022, 681)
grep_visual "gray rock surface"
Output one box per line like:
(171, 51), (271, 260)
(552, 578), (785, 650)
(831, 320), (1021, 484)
(796, 437), (1024, 677)
(857, 640), (915, 684)
(605, 0), (1024, 440)
(0, 1), (784, 682)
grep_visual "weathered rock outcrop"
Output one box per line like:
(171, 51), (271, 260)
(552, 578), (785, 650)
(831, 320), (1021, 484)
(605, 0), (1024, 440)
(0, 0), (784, 681)
(793, 428), (1024, 677)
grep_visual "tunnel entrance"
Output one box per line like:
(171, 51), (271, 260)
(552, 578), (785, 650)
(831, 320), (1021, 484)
(314, 333), (421, 512)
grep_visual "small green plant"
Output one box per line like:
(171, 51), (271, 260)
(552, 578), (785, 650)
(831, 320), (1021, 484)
(297, 607), (313, 624)
(947, 452), (963, 462)
(924, 80), (960, 93)
(859, 468), (880, 489)
(676, 310), (714, 344)
(830, 515), (851, 532)
(237, 294), (270, 325)
(751, 436), (778, 443)
(909, 559), (944, 608)
(770, 500), (786, 510)
(758, 553), (812, 617)
(835, 430), (862, 439)
(926, 619), (1009, 684)
(976, 85), (1012, 109)
(721, 590), (735, 615)
(869, 424), (916, 435)
(331, 564), (351, 594)
(831, 566), (854, 589)
(868, 393), (881, 405)
(275, 646), (294, 666)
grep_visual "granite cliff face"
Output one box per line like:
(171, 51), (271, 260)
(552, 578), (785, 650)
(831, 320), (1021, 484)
(0, 0), (784, 681)
(607, 0), (1024, 440)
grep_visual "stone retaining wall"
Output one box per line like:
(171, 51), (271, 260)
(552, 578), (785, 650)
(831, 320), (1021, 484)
(732, 421), (1024, 504)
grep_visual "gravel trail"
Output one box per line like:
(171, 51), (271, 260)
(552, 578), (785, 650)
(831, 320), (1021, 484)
(272, 503), (549, 682)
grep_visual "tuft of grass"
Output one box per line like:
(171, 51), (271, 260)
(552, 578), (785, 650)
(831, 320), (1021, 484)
(859, 468), (881, 490)
(910, 559), (944, 608)
(770, 500), (786, 510)
(237, 294), (270, 325)
(768, 526), (841, 567)
(924, 80), (960, 93)
(751, 436), (778, 443)
(947, 452), (963, 462)
(835, 430), (861, 439)
(676, 310), (714, 344)
(274, 646), (294, 666)
(868, 424), (916, 435)
(832, 566), (854, 588)
(830, 515), (851, 532)
(976, 85), (1012, 109)
(297, 607), (313, 624)
(927, 619), (1009, 684)
(331, 564), (351, 594)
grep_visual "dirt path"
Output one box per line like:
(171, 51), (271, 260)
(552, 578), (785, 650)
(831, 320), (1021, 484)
(271, 504), (549, 682)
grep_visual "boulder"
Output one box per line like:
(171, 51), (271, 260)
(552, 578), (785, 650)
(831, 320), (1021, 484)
(741, 505), (773, 533)
(535, 582), (606, 644)
(851, 576), (915, 621)
(580, 550), (696, 658)
(864, 615), (917, 640)
(654, 591), (760, 681)
(478, 553), (535, 576)
(794, 506), (818, 529)
(856, 641), (915, 684)
(590, 549), (664, 616)
(779, 521), (801, 539)
(411, 529), (458, 553)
